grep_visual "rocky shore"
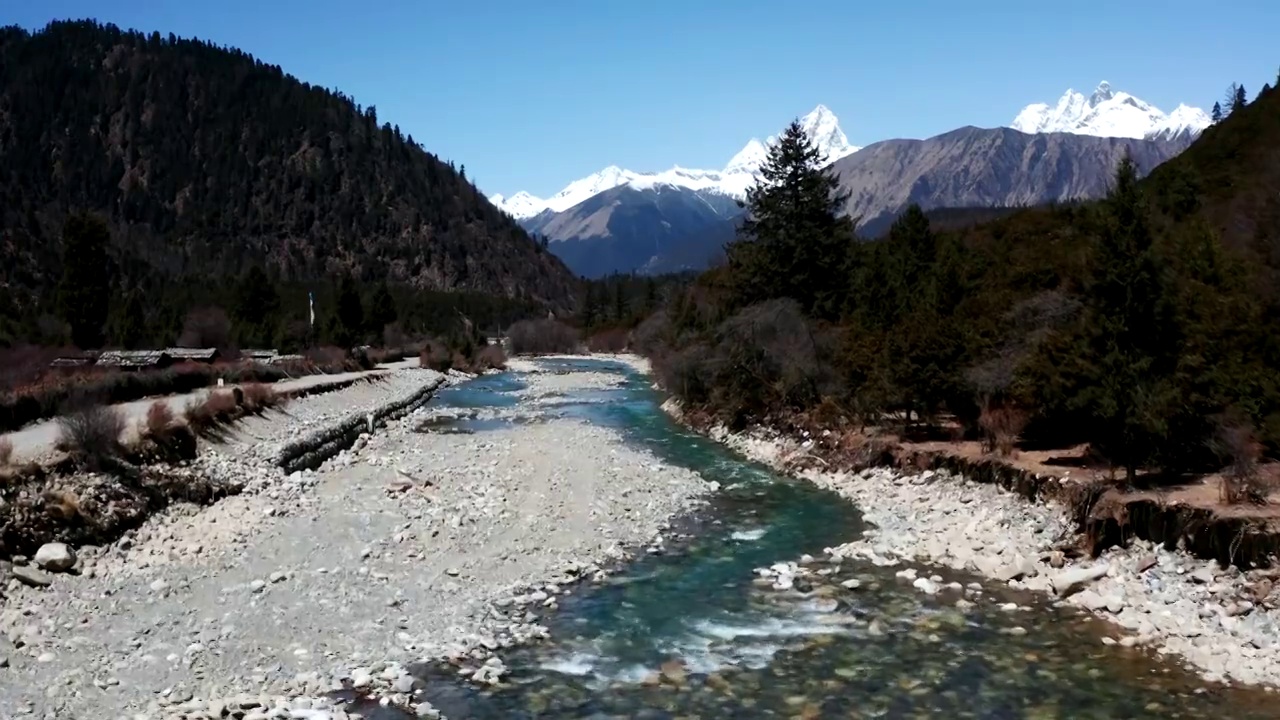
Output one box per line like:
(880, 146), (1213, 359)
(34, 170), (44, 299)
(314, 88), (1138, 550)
(695, 416), (1280, 689)
(0, 362), (712, 719)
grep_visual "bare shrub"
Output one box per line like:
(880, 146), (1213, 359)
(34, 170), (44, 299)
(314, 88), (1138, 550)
(630, 310), (670, 357)
(56, 404), (126, 468)
(587, 328), (629, 353)
(507, 319), (581, 355)
(305, 345), (351, 370)
(1213, 412), (1269, 505)
(204, 390), (238, 418)
(241, 383), (278, 413)
(654, 343), (715, 408)
(144, 401), (176, 437)
(177, 306), (233, 349)
(978, 401), (1029, 457)
(472, 343), (507, 371)
(708, 299), (840, 425)
(0, 436), (12, 466)
(419, 338), (453, 372)
(383, 322), (409, 350)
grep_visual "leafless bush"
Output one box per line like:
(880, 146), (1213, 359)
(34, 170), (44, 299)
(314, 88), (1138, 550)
(0, 436), (12, 466)
(630, 310), (670, 357)
(177, 306), (233, 349)
(654, 343), (715, 407)
(419, 338), (453, 372)
(978, 401), (1029, 457)
(587, 328), (629, 353)
(1213, 412), (1269, 504)
(383, 322), (409, 350)
(144, 401), (176, 437)
(507, 318), (581, 355)
(184, 390), (241, 434)
(240, 383), (278, 413)
(472, 343), (507, 371)
(56, 404), (126, 468)
(710, 299), (839, 422)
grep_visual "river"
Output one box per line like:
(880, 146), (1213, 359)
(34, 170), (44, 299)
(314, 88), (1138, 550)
(399, 358), (1276, 719)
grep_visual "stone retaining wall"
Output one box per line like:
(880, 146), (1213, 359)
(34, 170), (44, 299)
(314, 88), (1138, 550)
(275, 376), (444, 474)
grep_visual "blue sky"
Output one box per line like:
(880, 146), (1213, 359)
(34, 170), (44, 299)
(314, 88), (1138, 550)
(9, 0), (1278, 198)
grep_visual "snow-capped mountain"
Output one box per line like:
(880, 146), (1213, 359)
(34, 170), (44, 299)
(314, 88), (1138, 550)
(489, 105), (860, 220)
(1011, 81), (1211, 142)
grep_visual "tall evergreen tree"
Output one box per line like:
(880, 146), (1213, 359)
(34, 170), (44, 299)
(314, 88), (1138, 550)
(365, 281), (397, 336)
(1076, 156), (1170, 480)
(1233, 83), (1249, 112)
(334, 274), (364, 346)
(724, 119), (853, 319)
(1211, 101), (1223, 123)
(232, 265), (280, 346)
(56, 213), (111, 349)
(613, 281), (627, 322)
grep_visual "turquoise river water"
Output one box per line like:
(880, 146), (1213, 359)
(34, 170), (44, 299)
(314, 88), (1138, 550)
(387, 358), (1278, 719)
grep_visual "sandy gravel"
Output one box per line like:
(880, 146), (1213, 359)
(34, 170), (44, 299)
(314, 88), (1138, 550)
(0, 361), (709, 719)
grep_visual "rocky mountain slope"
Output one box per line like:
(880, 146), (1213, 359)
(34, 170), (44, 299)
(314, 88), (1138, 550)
(497, 82), (1207, 277)
(830, 125), (1193, 237)
(0, 21), (578, 316)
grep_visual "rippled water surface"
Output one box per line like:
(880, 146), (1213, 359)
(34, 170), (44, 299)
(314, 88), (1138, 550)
(413, 358), (1277, 719)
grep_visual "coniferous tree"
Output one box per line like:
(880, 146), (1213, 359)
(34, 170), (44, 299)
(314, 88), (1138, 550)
(613, 281), (626, 322)
(233, 265), (279, 346)
(56, 213), (111, 349)
(1233, 84), (1249, 112)
(1224, 83), (1241, 115)
(725, 119), (853, 319)
(1076, 156), (1170, 480)
(1211, 102), (1223, 123)
(334, 274), (364, 346)
(365, 281), (397, 337)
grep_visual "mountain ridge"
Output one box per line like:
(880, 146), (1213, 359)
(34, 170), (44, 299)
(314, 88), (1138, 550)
(0, 20), (580, 333)
(1010, 80), (1211, 142)
(490, 104), (860, 220)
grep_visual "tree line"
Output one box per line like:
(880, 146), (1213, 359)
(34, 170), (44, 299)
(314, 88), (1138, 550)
(637, 79), (1280, 483)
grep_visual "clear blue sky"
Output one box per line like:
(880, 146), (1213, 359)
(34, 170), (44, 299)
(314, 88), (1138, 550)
(9, 0), (1278, 198)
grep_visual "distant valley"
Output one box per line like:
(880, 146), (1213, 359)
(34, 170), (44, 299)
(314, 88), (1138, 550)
(490, 82), (1210, 278)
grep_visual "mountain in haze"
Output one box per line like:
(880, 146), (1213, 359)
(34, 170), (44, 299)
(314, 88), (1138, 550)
(0, 20), (579, 335)
(1011, 81), (1211, 142)
(523, 185), (742, 278)
(489, 105), (859, 220)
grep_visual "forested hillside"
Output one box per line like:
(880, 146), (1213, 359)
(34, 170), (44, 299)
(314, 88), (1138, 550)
(638, 77), (1280, 482)
(0, 20), (577, 348)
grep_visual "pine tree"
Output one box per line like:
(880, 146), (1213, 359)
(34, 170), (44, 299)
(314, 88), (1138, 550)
(1233, 83), (1248, 112)
(644, 277), (658, 312)
(613, 281), (626, 322)
(232, 265), (279, 345)
(1077, 155), (1170, 480)
(725, 119), (853, 319)
(334, 274), (364, 346)
(56, 213), (111, 349)
(365, 281), (396, 337)
(1224, 83), (1241, 115)
(1211, 101), (1223, 123)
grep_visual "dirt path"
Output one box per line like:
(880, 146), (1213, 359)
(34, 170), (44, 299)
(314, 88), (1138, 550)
(1, 360), (417, 465)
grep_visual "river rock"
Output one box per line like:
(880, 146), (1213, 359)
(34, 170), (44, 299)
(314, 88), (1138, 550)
(1052, 563), (1109, 597)
(33, 543), (76, 572)
(12, 565), (52, 588)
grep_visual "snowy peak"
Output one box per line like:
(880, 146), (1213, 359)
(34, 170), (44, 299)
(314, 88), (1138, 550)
(1010, 81), (1210, 142)
(490, 104), (860, 219)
